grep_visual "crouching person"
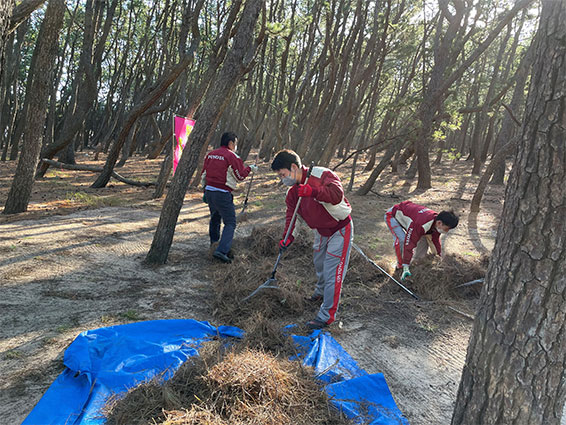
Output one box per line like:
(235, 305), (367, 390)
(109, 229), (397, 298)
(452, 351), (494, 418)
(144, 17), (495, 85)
(271, 149), (353, 329)
(385, 201), (459, 281)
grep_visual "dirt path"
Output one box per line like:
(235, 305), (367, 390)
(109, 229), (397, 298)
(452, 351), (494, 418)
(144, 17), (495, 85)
(0, 156), (503, 424)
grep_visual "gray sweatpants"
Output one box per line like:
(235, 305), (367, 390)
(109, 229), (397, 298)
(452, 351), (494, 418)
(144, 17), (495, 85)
(385, 207), (430, 266)
(312, 221), (353, 324)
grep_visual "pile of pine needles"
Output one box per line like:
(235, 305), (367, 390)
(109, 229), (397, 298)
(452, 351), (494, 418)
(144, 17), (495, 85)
(406, 254), (487, 300)
(104, 341), (351, 425)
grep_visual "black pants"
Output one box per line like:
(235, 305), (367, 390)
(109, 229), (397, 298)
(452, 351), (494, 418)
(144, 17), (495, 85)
(205, 190), (236, 254)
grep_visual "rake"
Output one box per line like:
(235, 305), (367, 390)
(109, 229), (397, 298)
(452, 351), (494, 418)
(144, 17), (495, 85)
(238, 139), (263, 221)
(352, 242), (419, 300)
(242, 163), (314, 302)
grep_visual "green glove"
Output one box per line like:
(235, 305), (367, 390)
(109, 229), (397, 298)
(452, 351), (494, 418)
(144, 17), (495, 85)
(202, 192), (208, 204)
(401, 265), (412, 281)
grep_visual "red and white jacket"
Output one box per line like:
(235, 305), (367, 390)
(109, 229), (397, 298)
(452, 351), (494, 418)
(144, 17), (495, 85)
(390, 201), (441, 264)
(200, 146), (251, 191)
(283, 165), (351, 240)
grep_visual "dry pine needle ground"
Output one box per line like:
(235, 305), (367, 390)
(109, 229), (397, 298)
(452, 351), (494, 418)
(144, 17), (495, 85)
(104, 226), (487, 424)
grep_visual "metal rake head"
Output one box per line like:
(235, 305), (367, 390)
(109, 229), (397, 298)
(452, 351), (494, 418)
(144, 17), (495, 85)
(241, 277), (280, 302)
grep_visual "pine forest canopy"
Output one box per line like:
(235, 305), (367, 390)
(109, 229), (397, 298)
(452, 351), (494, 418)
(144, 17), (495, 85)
(1, 0), (538, 189)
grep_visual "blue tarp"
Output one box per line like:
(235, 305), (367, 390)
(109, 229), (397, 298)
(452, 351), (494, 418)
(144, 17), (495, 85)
(23, 319), (408, 425)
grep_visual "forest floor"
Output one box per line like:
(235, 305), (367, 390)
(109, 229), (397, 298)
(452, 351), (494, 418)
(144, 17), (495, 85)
(0, 150), (505, 425)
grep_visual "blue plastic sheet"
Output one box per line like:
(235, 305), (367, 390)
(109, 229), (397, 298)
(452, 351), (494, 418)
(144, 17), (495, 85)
(293, 330), (408, 424)
(24, 320), (408, 425)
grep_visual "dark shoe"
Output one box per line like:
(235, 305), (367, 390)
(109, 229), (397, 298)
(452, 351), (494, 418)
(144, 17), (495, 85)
(306, 319), (328, 330)
(304, 294), (323, 303)
(227, 250), (234, 259)
(213, 251), (232, 264)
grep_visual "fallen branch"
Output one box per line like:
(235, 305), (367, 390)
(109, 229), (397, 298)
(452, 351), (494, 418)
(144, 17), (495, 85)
(40, 159), (155, 187)
(447, 306), (475, 320)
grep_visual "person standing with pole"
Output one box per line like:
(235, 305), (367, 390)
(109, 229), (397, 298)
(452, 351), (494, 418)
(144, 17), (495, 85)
(271, 149), (353, 329)
(200, 132), (258, 263)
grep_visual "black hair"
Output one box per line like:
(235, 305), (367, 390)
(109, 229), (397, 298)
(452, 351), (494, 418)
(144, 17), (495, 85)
(437, 210), (459, 229)
(271, 149), (302, 171)
(220, 132), (237, 147)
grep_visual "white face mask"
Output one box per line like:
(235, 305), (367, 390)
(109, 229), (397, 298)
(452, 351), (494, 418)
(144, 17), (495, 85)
(436, 225), (447, 234)
(281, 176), (296, 186)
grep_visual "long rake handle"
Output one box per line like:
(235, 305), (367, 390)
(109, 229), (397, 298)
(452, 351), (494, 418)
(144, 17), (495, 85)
(271, 195), (303, 277)
(352, 242), (419, 300)
(240, 140), (263, 215)
(272, 163), (314, 278)
(241, 163), (314, 303)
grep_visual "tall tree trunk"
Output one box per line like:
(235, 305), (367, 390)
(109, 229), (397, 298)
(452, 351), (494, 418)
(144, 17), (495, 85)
(3, 0), (64, 214)
(490, 46), (533, 185)
(452, 2), (566, 423)
(0, 0), (16, 122)
(36, 0), (117, 177)
(1, 20), (27, 161)
(470, 23), (511, 175)
(145, 0), (264, 265)
(0, 0), (15, 82)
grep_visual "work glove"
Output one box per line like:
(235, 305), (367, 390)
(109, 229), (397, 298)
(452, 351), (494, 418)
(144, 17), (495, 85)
(401, 265), (412, 281)
(298, 183), (315, 197)
(279, 238), (293, 251)
(202, 192), (208, 204)
(250, 164), (259, 173)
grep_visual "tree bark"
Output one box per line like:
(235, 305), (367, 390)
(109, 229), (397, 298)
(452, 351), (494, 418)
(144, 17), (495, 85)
(8, 0), (46, 33)
(452, 1), (566, 422)
(0, 0), (16, 88)
(3, 0), (64, 214)
(91, 54), (193, 188)
(145, 0), (264, 265)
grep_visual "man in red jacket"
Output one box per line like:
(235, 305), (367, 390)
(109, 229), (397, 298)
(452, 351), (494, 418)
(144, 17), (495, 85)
(271, 149), (353, 330)
(201, 132), (258, 263)
(385, 201), (459, 281)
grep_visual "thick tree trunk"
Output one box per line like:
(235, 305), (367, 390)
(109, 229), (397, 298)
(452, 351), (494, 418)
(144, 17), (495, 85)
(3, 0), (64, 214)
(452, 2), (566, 423)
(145, 0), (263, 265)
(58, 138), (76, 165)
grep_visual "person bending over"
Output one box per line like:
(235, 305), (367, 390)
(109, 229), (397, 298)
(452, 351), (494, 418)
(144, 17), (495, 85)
(385, 201), (459, 281)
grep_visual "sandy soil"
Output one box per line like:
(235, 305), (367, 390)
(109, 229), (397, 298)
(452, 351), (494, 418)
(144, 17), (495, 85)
(0, 152), (503, 424)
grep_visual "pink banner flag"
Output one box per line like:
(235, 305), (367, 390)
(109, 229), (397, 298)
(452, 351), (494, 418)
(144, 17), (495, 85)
(173, 116), (195, 174)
